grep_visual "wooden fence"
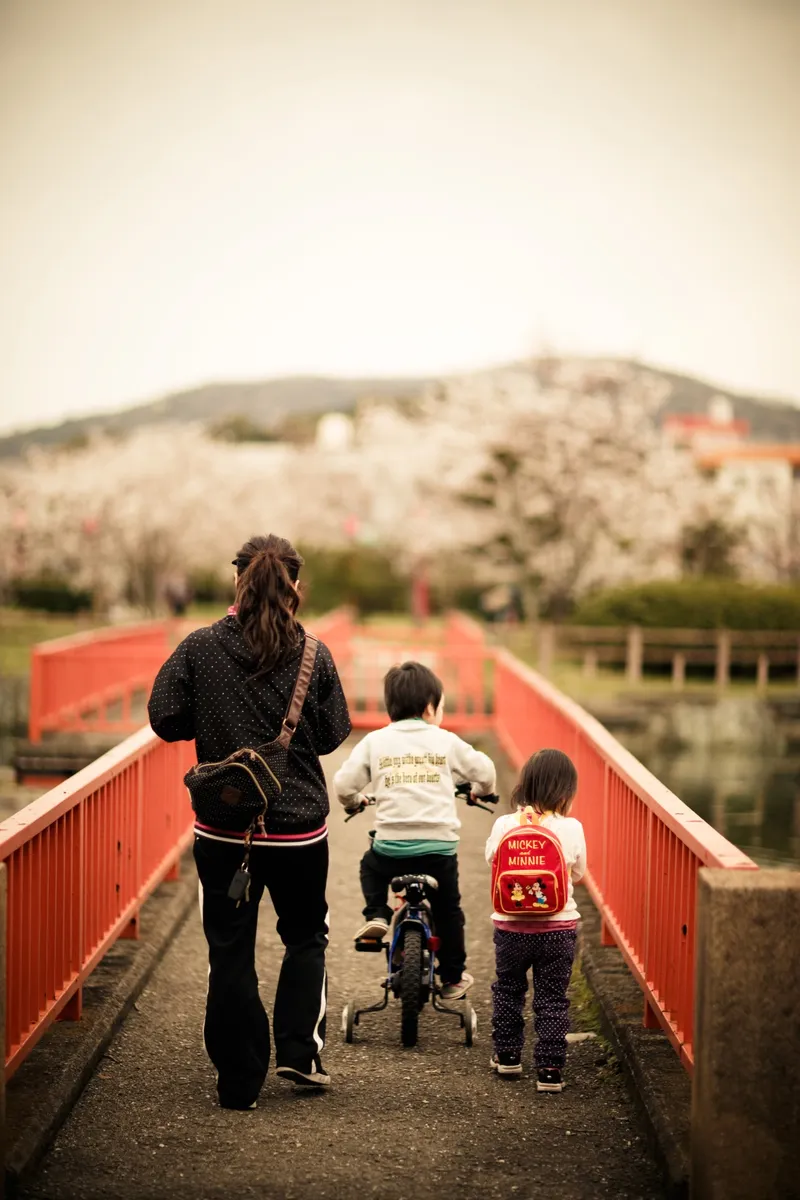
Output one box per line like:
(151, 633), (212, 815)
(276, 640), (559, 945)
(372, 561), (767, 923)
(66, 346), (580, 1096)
(533, 624), (800, 691)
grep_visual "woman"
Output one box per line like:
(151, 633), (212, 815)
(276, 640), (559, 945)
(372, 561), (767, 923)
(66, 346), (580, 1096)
(148, 534), (351, 1109)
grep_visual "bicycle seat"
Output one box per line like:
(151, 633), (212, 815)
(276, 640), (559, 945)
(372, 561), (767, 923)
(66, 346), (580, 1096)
(391, 874), (439, 895)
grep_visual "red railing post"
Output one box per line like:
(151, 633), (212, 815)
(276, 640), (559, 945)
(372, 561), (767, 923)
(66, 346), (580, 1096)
(28, 648), (45, 744)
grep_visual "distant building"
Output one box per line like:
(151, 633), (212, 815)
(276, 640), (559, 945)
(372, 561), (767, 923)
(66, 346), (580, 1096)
(316, 412), (354, 453)
(662, 396), (750, 455)
(696, 444), (800, 531)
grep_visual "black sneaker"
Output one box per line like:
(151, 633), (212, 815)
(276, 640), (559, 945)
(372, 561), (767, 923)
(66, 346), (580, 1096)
(276, 1057), (331, 1088)
(491, 1052), (523, 1077)
(536, 1066), (564, 1092)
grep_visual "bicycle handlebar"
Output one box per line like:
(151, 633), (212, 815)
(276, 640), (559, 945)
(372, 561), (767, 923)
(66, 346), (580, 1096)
(344, 796), (376, 822)
(454, 781), (500, 812)
(345, 784), (500, 821)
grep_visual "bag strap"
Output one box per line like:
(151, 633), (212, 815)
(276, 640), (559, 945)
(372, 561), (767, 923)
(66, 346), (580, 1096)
(518, 806), (553, 826)
(277, 633), (319, 747)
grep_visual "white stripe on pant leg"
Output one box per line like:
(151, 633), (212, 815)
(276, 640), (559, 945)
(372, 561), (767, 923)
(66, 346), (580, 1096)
(311, 907), (330, 1056)
(198, 878), (212, 1060)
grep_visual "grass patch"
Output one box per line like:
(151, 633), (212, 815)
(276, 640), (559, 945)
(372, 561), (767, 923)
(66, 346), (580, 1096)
(0, 609), (104, 677)
(570, 960), (619, 1077)
(569, 961), (604, 1036)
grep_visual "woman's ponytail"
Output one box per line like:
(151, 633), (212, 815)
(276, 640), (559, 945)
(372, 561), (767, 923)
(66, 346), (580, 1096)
(233, 534), (305, 673)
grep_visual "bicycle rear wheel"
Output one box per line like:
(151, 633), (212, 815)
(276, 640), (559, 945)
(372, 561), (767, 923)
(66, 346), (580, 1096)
(400, 928), (423, 1048)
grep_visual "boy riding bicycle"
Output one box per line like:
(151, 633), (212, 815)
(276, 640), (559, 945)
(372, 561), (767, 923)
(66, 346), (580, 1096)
(334, 661), (497, 1000)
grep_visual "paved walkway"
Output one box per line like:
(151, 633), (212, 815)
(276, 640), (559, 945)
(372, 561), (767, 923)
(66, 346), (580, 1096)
(23, 745), (666, 1200)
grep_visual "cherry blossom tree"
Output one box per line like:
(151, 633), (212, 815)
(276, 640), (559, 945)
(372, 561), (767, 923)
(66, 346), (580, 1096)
(412, 362), (712, 617)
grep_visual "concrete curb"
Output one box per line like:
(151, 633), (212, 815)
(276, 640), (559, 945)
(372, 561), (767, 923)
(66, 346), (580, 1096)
(578, 892), (691, 1199)
(4, 853), (197, 1198)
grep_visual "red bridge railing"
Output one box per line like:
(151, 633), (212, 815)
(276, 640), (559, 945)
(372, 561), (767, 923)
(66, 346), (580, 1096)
(0, 730), (196, 1076)
(27, 621), (175, 743)
(4, 611), (756, 1079)
(328, 611), (493, 733)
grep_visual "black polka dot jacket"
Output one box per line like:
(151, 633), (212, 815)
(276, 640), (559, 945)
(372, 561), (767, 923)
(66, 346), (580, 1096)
(148, 617), (352, 835)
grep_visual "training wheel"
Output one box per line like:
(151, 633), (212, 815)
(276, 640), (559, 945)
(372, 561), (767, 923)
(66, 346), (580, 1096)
(342, 1001), (356, 1043)
(463, 1001), (477, 1047)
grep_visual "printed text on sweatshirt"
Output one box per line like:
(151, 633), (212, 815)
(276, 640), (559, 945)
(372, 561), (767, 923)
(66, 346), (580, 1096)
(334, 719), (497, 844)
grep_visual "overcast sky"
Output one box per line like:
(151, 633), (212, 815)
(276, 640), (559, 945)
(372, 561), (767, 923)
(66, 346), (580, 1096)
(1, 0), (798, 433)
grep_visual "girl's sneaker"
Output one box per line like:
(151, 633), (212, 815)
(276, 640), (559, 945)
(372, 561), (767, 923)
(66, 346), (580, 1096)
(491, 1052), (523, 1077)
(536, 1067), (564, 1092)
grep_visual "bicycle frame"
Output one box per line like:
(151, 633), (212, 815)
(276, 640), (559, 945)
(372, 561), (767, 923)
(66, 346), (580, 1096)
(348, 877), (468, 1028)
(387, 889), (435, 1001)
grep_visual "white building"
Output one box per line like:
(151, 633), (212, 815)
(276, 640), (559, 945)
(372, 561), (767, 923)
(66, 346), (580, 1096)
(315, 412), (354, 453)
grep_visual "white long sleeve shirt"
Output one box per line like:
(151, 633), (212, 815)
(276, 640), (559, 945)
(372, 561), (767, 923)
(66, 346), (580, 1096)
(334, 719), (497, 844)
(485, 810), (587, 926)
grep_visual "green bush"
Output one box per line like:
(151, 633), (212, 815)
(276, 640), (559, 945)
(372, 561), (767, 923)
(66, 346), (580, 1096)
(302, 547), (409, 615)
(11, 577), (93, 614)
(188, 548), (410, 615)
(189, 569), (231, 604)
(571, 580), (800, 630)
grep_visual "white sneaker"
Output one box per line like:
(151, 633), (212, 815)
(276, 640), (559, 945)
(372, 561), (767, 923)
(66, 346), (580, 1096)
(276, 1058), (331, 1087)
(354, 918), (389, 941)
(439, 972), (474, 1000)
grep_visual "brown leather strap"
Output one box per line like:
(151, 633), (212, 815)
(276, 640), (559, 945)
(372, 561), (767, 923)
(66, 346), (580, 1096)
(278, 633), (319, 747)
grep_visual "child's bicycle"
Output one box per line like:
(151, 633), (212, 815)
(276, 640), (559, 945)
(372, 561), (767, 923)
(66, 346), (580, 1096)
(341, 782), (499, 1049)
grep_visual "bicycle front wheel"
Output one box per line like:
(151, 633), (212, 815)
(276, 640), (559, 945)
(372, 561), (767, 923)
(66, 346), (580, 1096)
(400, 928), (423, 1048)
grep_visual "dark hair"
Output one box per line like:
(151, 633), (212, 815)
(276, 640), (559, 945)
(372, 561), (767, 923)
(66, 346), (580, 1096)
(384, 662), (443, 722)
(511, 748), (577, 817)
(233, 534), (305, 674)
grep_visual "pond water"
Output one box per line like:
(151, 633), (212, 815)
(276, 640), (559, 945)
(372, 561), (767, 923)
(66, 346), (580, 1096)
(620, 736), (800, 870)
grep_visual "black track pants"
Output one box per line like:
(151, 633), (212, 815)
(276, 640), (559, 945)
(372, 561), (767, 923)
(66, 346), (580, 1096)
(194, 835), (329, 1108)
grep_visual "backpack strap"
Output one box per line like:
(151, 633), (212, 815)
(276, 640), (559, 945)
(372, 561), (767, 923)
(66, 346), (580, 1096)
(277, 633), (319, 747)
(518, 806), (553, 826)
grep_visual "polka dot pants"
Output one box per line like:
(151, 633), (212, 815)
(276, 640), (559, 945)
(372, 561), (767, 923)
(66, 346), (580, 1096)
(491, 926), (577, 1068)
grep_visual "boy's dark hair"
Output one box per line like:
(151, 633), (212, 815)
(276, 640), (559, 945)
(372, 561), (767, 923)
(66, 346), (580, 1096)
(384, 662), (443, 722)
(511, 748), (577, 817)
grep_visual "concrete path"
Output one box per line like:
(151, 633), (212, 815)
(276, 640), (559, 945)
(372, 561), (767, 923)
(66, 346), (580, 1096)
(22, 744), (666, 1200)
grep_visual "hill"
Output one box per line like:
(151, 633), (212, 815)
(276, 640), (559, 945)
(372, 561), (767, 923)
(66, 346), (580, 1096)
(0, 376), (429, 459)
(1, 362), (798, 459)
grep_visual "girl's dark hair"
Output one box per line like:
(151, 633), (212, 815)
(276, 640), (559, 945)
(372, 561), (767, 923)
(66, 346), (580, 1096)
(384, 662), (443, 722)
(233, 534), (305, 673)
(511, 748), (577, 817)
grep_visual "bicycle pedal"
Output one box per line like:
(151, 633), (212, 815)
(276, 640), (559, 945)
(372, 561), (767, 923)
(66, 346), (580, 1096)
(355, 937), (385, 953)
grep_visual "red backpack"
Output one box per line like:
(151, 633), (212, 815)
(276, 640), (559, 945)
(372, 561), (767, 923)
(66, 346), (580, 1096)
(491, 807), (569, 916)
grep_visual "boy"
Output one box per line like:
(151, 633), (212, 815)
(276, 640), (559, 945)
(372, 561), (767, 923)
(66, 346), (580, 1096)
(334, 661), (497, 1000)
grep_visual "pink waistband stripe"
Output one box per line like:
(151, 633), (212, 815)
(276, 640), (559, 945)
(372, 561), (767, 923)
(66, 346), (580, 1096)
(194, 821), (328, 842)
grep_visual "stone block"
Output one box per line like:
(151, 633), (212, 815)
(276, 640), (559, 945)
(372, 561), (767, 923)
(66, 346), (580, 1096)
(691, 868), (800, 1200)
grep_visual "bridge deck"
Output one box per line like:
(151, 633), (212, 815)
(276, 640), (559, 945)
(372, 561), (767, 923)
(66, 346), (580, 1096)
(21, 745), (665, 1200)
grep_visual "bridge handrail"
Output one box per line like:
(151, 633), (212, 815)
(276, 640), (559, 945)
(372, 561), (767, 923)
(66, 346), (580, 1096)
(494, 649), (755, 867)
(0, 727), (195, 1078)
(27, 619), (172, 656)
(493, 648), (757, 1069)
(28, 621), (174, 742)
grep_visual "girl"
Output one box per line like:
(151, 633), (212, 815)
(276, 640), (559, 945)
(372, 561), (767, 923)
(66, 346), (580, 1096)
(148, 534), (351, 1108)
(485, 748), (586, 1090)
